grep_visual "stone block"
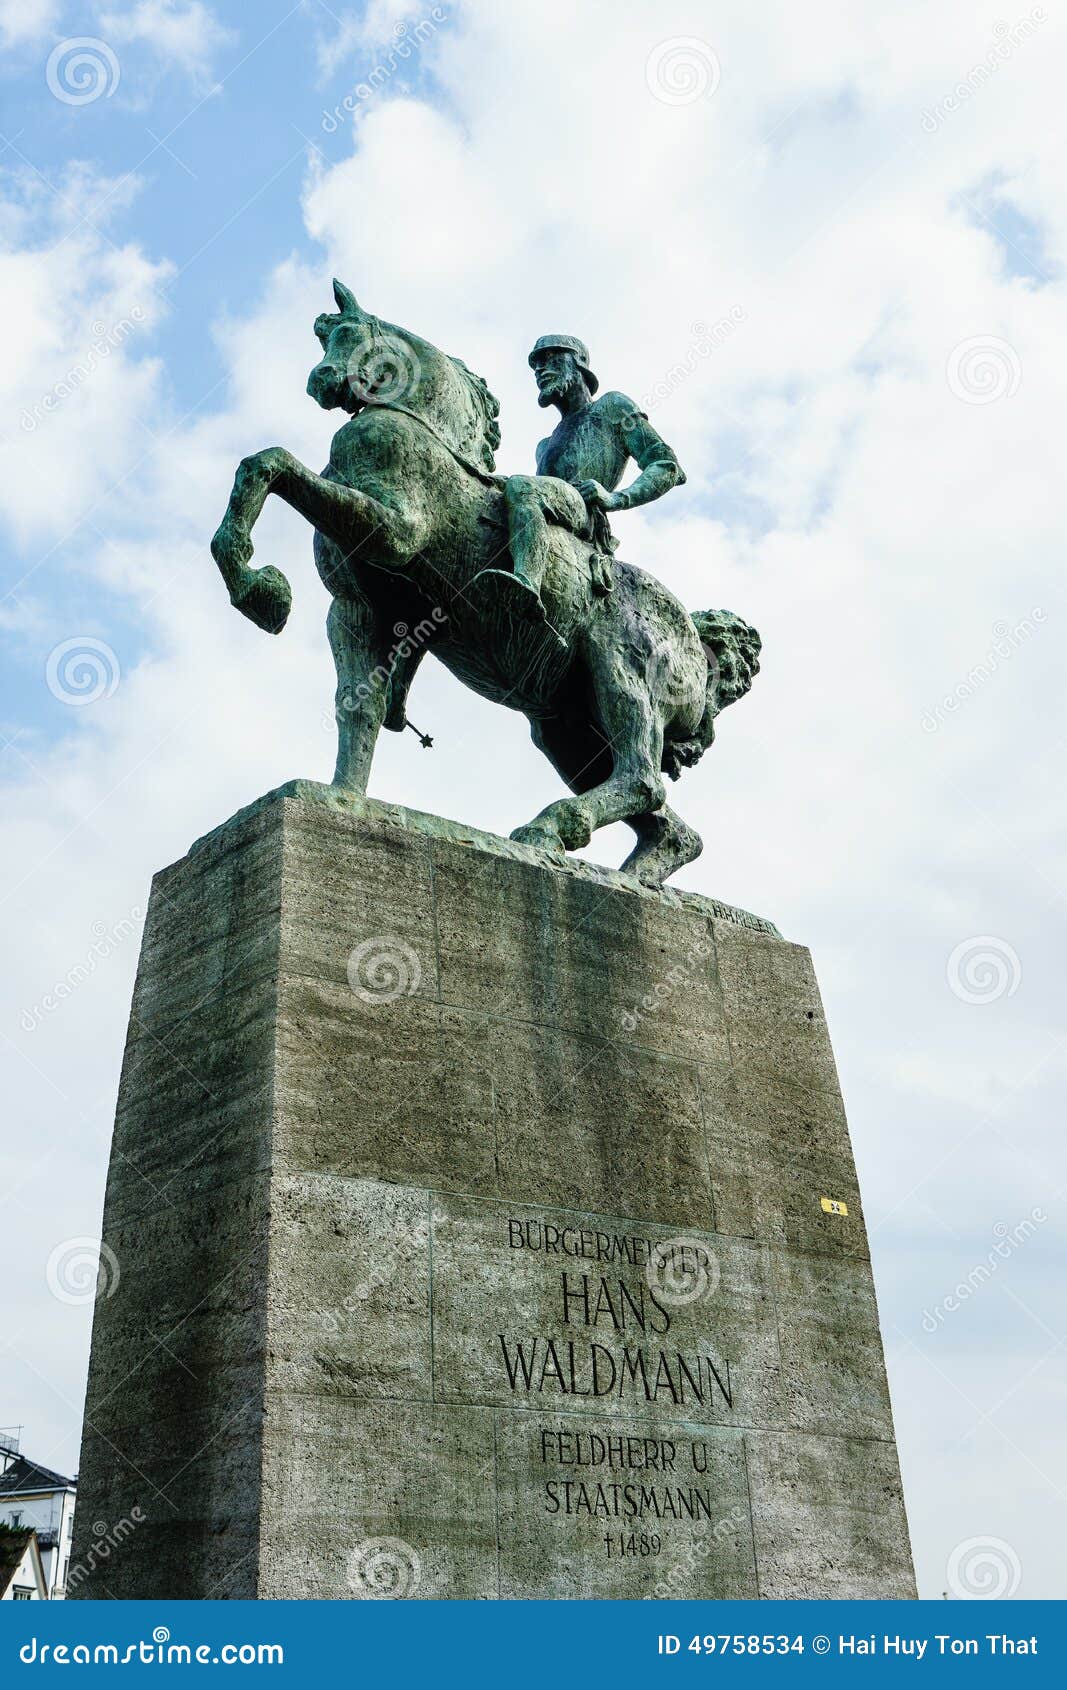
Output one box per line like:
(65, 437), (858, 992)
(71, 791), (914, 1599)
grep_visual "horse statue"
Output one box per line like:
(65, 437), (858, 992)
(210, 280), (761, 887)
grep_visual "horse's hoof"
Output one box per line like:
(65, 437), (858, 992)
(510, 821), (565, 854)
(620, 818), (703, 887)
(232, 565), (293, 635)
(328, 781), (370, 806)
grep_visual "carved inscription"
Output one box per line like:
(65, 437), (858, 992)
(541, 1426), (714, 1514)
(495, 1216), (741, 1561)
(498, 1217), (733, 1411)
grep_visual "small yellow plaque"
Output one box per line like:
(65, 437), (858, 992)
(820, 1197), (848, 1216)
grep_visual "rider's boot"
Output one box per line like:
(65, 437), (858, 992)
(468, 488), (568, 649)
(468, 562), (566, 648)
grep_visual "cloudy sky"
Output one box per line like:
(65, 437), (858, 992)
(1, 0), (1064, 1600)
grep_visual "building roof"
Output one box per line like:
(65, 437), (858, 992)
(0, 1525), (45, 1598)
(0, 1455), (76, 1497)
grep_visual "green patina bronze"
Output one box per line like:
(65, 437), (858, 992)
(210, 280), (761, 886)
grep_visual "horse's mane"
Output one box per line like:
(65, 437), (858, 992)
(448, 355), (501, 472)
(314, 306), (501, 474)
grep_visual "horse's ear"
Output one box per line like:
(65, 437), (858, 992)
(333, 278), (360, 316)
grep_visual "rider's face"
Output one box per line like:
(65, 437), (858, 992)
(533, 350), (581, 407)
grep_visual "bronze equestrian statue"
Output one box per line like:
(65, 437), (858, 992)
(210, 280), (760, 887)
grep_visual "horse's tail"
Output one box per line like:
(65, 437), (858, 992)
(662, 609), (762, 780)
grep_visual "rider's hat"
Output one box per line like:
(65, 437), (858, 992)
(528, 334), (598, 395)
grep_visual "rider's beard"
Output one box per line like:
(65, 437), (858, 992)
(538, 370), (583, 410)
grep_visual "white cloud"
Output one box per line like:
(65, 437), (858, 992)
(314, 0), (434, 80)
(0, 0), (59, 46)
(0, 168), (170, 543)
(96, 0), (233, 89)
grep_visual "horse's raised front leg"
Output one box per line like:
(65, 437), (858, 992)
(328, 594), (389, 795)
(211, 448), (420, 634)
(210, 446), (294, 632)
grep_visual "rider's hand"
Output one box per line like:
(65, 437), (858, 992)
(577, 479), (617, 513)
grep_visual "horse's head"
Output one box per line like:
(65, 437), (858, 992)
(307, 279), (500, 472)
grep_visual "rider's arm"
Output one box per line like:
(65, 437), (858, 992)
(602, 391), (686, 511)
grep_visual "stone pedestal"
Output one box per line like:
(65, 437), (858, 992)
(70, 787), (914, 1600)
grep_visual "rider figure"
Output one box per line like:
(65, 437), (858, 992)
(474, 335), (686, 638)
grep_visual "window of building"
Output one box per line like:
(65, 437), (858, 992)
(13, 1589), (31, 1600)
(9, 1512), (21, 1526)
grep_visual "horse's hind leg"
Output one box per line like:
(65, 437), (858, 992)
(621, 806), (703, 887)
(512, 676), (667, 854)
(328, 592), (388, 794)
(526, 711), (702, 887)
(527, 716), (613, 800)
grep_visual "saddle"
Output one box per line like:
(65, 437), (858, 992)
(476, 486), (617, 604)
